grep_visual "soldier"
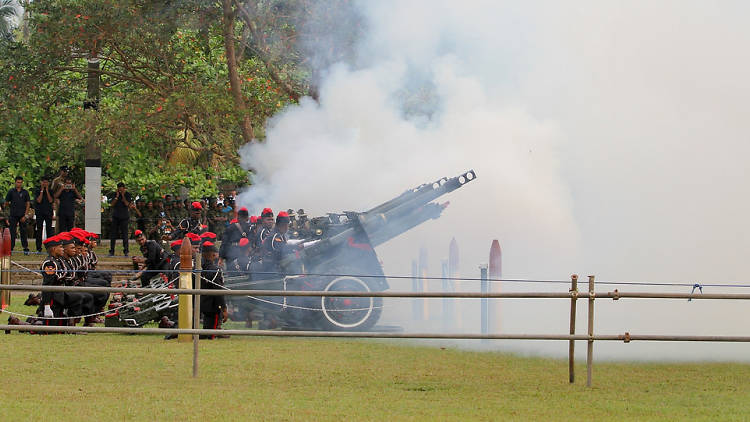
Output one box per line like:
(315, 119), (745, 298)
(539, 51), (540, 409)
(56, 233), (96, 325)
(254, 208), (275, 250)
(207, 201), (227, 240)
(226, 238), (252, 275)
(260, 211), (292, 276)
(172, 201), (205, 239)
(70, 230), (108, 322)
(172, 199), (186, 225)
(133, 229), (170, 288)
(33, 176), (54, 253)
(54, 176), (82, 233)
(219, 207), (251, 265)
(107, 182), (132, 256)
(39, 235), (83, 327)
(4, 175), (31, 253)
(199, 242), (228, 339)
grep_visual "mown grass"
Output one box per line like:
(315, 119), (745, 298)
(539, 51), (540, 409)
(2, 296), (750, 421)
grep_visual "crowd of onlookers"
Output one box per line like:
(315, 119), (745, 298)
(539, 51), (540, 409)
(1, 166), (240, 254)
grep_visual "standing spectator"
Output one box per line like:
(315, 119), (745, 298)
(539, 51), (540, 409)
(34, 176), (54, 253)
(108, 182), (132, 257)
(54, 176), (82, 233)
(216, 192), (225, 207)
(50, 166), (69, 196)
(4, 176), (31, 253)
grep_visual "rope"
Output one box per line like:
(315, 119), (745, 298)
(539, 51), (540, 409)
(0, 300), (130, 321)
(202, 273), (383, 313)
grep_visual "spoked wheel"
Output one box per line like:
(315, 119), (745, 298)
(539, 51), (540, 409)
(319, 276), (382, 331)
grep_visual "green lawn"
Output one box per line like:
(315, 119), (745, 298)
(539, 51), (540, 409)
(2, 296), (750, 421)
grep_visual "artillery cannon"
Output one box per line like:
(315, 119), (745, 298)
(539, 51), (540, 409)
(225, 170), (477, 331)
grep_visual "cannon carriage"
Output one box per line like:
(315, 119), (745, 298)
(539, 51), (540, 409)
(225, 169), (477, 331)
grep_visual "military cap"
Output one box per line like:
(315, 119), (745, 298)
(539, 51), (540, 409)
(190, 201), (203, 211)
(43, 236), (62, 248)
(261, 208), (273, 218)
(250, 215), (259, 224)
(170, 239), (183, 251)
(276, 211), (290, 225)
(238, 207), (249, 217)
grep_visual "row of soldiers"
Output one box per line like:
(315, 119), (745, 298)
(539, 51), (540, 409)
(38, 229), (111, 327)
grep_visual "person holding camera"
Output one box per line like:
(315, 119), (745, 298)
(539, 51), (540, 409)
(4, 176), (31, 254)
(108, 182), (132, 257)
(54, 176), (82, 233)
(34, 176), (54, 252)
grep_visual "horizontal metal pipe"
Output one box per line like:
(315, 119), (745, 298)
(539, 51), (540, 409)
(0, 284), (577, 298)
(4, 325), (750, 342)
(5, 284), (750, 300)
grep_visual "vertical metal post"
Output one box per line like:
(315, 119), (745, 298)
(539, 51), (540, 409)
(193, 247), (202, 377)
(419, 247), (429, 321)
(448, 238), (459, 329)
(178, 237), (193, 343)
(1, 228), (10, 309)
(441, 260), (450, 330)
(488, 240), (502, 333)
(411, 259), (422, 321)
(587, 275), (595, 387)
(568, 274), (578, 384)
(480, 264), (488, 341)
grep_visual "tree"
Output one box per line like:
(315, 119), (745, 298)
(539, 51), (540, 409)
(0, 0), (19, 41)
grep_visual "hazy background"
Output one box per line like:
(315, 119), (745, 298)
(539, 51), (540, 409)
(239, 1), (750, 361)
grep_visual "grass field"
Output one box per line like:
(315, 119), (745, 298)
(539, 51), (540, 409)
(2, 294), (750, 421)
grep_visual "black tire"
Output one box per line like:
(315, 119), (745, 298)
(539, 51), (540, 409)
(317, 275), (383, 331)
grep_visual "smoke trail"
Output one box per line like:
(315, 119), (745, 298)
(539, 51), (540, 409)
(239, 1), (750, 361)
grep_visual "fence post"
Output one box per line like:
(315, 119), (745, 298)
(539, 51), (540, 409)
(568, 274), (578, 384)
(1, 228), (10, 309)
(178, 237), (193, 343)
(193, 243), (203, 377)
(480, 264), (488, 341)
(488, 240), (501, 333)
(448, 238), (459, 329)
(411, 259), (422, 321)
(587, 274), (595, 387)
(419, 247), (429, 321)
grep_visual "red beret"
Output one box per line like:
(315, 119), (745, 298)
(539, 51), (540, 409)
(134, 230), (143, 237)
(186, 233), (201, 241)
(191, 201), (202, 210)
(250, 216), (259, 224)
(200, 232), (217, 239)
(170, 239), (182, 250)
(278, 211), (289, 218)
(261, 208), (273, 217)
(239, 207), (248, 212)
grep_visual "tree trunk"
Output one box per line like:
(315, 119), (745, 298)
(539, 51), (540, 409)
(222, 0), (254, 145)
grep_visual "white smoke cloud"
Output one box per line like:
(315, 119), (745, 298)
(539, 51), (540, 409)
(239, 1), (750, 361)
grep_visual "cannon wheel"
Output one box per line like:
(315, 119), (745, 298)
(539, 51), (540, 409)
(318, 276), (383, 331)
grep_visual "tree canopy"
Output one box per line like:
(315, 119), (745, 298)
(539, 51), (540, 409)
(0, 0), (351, 198)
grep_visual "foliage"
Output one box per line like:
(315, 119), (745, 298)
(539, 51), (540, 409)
(0, 0), (325, 199)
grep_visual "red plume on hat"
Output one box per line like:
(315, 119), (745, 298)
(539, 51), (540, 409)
(170, 239), (183, 250)
(261, 208), (273, 217)
(191, 201), (203, 210)
(200, 232), (217, 240)
(134, 229), (143, 237)
(202, 241), (215, 247)
(186, 233), (201, 241)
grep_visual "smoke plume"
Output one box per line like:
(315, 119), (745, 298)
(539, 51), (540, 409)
(239, 1), (750, 361)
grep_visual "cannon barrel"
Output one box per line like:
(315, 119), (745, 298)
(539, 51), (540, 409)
(281, 170), (477, 271)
